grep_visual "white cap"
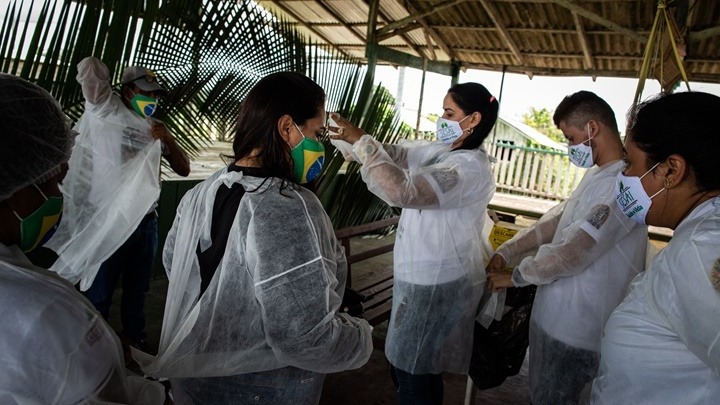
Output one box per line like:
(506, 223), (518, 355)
(121, 66), (166, 94)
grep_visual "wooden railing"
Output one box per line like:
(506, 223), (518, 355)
(484, 142), (585, 201)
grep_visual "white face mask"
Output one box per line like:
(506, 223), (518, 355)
(568, 124), (594, 168)
(615, 162), (664, 225)
(436, 115), (469, 143)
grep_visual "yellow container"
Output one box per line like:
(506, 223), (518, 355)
(489, 221), (524, 272)
(489, 221), (523, 251)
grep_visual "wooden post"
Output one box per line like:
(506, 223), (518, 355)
(416, 58), (428, 139)
(491, 65), (506, 146)
(451, 60), (461, 86)
(360, 0), (380, 112)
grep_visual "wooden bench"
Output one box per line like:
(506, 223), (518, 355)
(335, 216), (399, 329)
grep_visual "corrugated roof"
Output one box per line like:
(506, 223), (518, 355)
(258, 0), (720, 83)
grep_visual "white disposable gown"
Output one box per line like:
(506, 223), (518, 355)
(591, 196), (720, 405)
(495, 159), (647, 404)
(135, 169), (372, 391)
(46, 57), (162, 290)
(352, 135), (495, 374)
(0, 244), (164, 404)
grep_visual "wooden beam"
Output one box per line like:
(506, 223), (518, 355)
(463, 62), (624, 77)
(491, 0), (641, 3)
(548, 0), (648, 43)
(375, 45), (455, 76)
(689, 25), (720, 41)
(572, 11), (595, 70)
(376, 22), (423, 42)
(686, 0), (698, 30)
(403, 0), (457, 60)
(459, 63), (720, 84)
(425, 30), (437, 61)
(452, 47), (718, 64)
(361, 0), (380, 109)
(428, 24), (652, 36)
(375, 9), (428, 60)
(275, 0), (427, 61)
(479, 0), (525, 65)
(315, 0), (367, 44)
(264, 2), (351, 57)
(376, 0), (467, 37)
(286, 22), (367, 28)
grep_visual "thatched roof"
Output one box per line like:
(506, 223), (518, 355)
(258, 0), (720, 83)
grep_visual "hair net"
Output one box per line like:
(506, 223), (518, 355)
(0, 74), (74, 200)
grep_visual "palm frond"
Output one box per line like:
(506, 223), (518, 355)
(2, 0), (412, 229)
(1, 0), (310, 156)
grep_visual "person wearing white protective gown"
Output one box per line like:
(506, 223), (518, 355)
(135, 72), (372, 405)
(0, 74), (166, 404)
(591, 92), (720, 404)
(46, 56), (190, 354)
(329, 82), (498, 405)
(488, 91), (647, 405)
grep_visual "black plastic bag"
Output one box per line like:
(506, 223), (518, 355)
(469, 285), (537, 390)
(341, 287), (365, 318)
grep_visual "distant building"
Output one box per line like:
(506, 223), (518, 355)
(490, 117), (566, 152)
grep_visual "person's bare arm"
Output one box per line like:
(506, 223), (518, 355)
(151, 122), (190, 177)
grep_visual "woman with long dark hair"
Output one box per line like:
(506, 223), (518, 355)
(138, 72), (372, 404)
(591, 91), (720, 404)
(331, 82), (498, 404)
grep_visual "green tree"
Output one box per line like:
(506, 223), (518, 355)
(522, 107), (565, 143)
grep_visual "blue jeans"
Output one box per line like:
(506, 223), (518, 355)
(174, 367), (325, 405)
(389, 364), (443, 405)
(84, 215), (158, 342)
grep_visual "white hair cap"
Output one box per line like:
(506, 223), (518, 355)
(0, 74), (75, 200)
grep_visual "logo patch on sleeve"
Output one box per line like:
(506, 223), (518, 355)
(429, 168), (459, 193)
(587, 204), (610, 230)
(85, 321), (104, 346)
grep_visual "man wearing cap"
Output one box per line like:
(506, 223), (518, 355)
(47, 56), (190, 355)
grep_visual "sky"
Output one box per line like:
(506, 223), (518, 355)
(374, 65), (720, 134)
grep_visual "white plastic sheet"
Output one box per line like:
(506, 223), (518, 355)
(352, 134), (495, 374)
(46, 57), (161, 290)
(0, 244), (164, 404)
(592, 197), (720, 404)
(136, 169), (372, 385)
(495, 160), (647, 404)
